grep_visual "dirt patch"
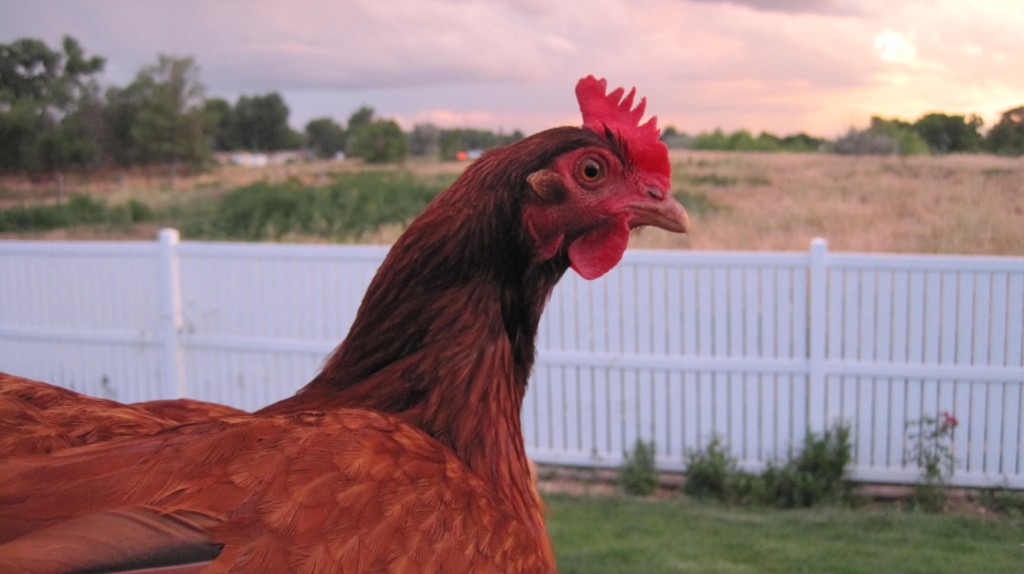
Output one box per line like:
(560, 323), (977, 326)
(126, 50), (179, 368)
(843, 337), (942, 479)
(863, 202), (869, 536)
(534, 463), (1012, 517)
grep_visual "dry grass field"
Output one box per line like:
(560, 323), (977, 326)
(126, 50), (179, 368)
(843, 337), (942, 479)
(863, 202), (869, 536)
(641, 150), (1024, 255)
(2, 150), (1022, 255)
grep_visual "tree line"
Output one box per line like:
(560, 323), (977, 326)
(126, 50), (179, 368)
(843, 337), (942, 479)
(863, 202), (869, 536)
(0, 36), (524, 174)
(2, 35), (1022, 177)
(663, 109), (1024, 156)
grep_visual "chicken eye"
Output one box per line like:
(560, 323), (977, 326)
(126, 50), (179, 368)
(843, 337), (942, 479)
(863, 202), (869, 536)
(576, 157), (604, 184)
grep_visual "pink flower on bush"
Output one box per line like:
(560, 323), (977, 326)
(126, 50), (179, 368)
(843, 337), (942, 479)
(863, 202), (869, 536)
(941, 411), (959, 430)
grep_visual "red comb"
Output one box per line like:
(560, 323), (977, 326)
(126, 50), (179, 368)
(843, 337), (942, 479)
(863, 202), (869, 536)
(575, 75), (670, 179)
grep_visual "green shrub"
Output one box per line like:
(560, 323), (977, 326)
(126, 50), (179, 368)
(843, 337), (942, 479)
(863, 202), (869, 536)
(0, 194), (153, 232)
(760, 424), (853, 508)
(905, 412), (959, 512)
(683, 435), (736, 501)
(619, 439), (658, 496)
(978, 487), (1024, 517)
(198, 171), (452, 241)
(729, 470), (771, 505)
(688, 423), (854, 508)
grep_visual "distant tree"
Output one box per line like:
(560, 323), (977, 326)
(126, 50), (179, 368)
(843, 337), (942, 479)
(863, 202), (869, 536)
(835, 117), (928, 156)
(407, 123), (441, 157)
(983, 106), (1024, 156)
(347, 119), (407, 164)
(869, 117), (930, 155)
(203, 97), (234, 151)
(779, 133), (825, 152)
(692, 128), (729, 151)
(0, 36), (105, 172)
(38, 93), (106, 169)
(105, 54), (209, 166)
(284, 127), (304, 150)
(913, 113), (983, 154)
(305, 117), (346, 159)
(230, 92), (293, 152)
(468, 128), (501, 150)
(0, 101), (38, 171)
(346, 106), (375, 137)
(725, 129), (754, 150)
(438, 129), (465, 160)
(834, 127), (898, 155)
(434, 127), (523, 160)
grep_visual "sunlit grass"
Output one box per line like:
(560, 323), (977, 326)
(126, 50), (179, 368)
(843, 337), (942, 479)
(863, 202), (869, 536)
(635, 150), (1024, 255)
(546, 493), (1024, 574)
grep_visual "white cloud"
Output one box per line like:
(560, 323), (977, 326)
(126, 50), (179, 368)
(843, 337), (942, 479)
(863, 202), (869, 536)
(874, 30), (916, 64)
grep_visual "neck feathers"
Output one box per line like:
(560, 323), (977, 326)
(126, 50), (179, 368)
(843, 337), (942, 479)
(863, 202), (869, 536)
(261, 130), (590, 533)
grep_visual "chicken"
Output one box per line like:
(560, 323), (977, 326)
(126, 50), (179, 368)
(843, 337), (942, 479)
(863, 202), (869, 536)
(0, 372), (245, 458)
(0, 75), (688, 573)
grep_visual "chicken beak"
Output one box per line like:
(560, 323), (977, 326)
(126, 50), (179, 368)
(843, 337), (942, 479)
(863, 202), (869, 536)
(628, 193), (690, 234)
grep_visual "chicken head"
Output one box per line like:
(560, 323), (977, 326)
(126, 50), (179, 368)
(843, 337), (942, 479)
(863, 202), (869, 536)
(522, 75), (689, 280)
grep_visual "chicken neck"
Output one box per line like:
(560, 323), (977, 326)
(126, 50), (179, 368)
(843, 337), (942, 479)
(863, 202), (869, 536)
(260, 133), (598, 531)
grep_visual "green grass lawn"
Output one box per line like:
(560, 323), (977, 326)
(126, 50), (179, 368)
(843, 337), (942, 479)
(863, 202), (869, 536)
(545, 493), (1023, 573)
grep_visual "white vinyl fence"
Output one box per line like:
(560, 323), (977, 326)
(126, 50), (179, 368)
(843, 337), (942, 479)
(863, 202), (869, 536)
(2, 230), (1022, 489)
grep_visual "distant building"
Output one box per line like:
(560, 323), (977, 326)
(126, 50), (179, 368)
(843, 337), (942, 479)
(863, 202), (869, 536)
(214, 151), (306, 167)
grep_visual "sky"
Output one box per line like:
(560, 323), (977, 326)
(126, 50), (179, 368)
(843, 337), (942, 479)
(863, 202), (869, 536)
(1, 0), (1021, 138)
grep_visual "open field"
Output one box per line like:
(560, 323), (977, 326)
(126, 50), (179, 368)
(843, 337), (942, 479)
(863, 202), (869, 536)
(544, 492), (1024, 574)
(2, 151), (1022, 255)
(647, 151), (1024, 255)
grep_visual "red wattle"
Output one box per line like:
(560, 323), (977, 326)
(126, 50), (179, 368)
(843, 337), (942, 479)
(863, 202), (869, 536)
(568, 218), (629, 280)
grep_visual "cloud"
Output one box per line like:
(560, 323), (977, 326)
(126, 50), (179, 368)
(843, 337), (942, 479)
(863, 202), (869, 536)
(1, 0), (1022, 137)
(874, 30), (917, 64)
(683, 0), (862, 16)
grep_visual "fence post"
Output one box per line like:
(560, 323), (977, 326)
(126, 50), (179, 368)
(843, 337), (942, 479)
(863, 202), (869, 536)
(157, 228), (186, 398)
(807, 237), (828, 432)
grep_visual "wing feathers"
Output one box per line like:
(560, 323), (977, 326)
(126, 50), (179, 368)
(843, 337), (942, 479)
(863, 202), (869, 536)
(0, 507), (221, 573)
(0, 411), (551, 572)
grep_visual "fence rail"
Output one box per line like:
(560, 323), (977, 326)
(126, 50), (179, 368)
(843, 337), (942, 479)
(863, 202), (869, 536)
(2, 230), (1022, 488)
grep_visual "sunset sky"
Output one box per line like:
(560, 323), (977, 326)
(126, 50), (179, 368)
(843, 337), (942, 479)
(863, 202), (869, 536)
(2, 0), (1021, 138)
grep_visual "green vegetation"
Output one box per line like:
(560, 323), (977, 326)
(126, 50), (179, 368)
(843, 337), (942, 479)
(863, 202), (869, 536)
(978, 487), (1024, 517)
(0, 169), (454, 240)
(104, 55), (211, 167)
(546, 493), (1024, 573)
(0, 36), (106, 173)
(984, 106), (1024, 156)
(688, 128), (827, 153)
(305, 117), (346, 159)
(619, 440), (658, 496)
(682, 424), (854, 508)
(747, 424), (853, 508)
(682, 435), (735, 500)
(668, 109), (1024, 156)
(347, 119), (408, 164)
(0, 194), (152, 232)
(905, 413), (959, 512)
(182, 171), (453, 241)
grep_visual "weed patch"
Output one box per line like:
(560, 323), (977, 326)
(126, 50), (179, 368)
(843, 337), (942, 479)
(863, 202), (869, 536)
(0, 194), (153, 232)
(684, 423), (855, 508)
(187, 170), (454, 241)
(619, 439), (658, 496)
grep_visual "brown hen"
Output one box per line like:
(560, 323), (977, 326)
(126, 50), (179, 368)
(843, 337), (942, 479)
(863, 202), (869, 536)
(0, 75), (688, 573)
